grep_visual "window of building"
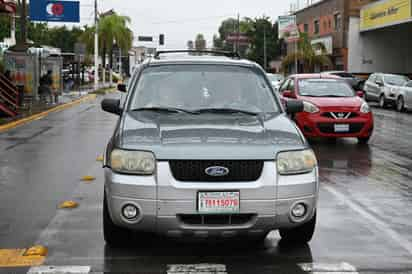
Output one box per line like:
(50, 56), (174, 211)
(314, 19), (320, 34)
(334, 13), (341, 31)
(304, 23), (309, 33)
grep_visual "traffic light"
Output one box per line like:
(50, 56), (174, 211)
(159, 34), (165, 46)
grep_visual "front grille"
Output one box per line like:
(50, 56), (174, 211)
(321, 112), (359, 119)
(169, 160), (263, 182)
(178, 214), (256, 226)
(317, 123), (365, 134)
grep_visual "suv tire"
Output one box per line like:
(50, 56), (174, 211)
(358, 136), (371, 144)
(379, 94), (387, 108)
(396, 96), (405, 112)
(103, 192), (134, 247)
(279, 213), (316, 244)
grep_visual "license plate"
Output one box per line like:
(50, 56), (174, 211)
(198, 192), (240, 214)
(334, 124), (349, 132)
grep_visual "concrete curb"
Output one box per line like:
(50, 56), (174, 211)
(0, 94), (97, 133)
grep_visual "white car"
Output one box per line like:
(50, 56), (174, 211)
(393, 80), (412, 112)
(266, 73), (284, 91)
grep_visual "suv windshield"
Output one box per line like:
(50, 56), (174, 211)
(384, 74), (410, 86)
(298, 79), (355, 97)
(129, 65), (279, 113)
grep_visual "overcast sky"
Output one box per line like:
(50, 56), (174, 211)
(69, 0), (309, 49)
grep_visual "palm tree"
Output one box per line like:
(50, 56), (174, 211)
(281, 33), (332, 73)
(78, 13), (133, 81)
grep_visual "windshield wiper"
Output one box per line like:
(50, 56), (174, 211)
(130, 107), (197, 114)
(193, 108), (259, 116)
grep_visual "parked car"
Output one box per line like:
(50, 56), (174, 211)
(364, 73), (410, 108)
(279, 74), (374, 144)
(266, 73), (284, 91)
(101, 50), (319, 247)
(392, 80), (412, 112)
(321, 71), (364, 90)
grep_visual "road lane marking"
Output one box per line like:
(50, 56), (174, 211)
(324, 185), (412, 256)
(27, 265), (91, 274)
(0, 248), (46, 267)
(167, 264), (227, 274)
(299, 262), (359, 273)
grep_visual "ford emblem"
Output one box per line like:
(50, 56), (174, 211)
(205, 166), (230, 177)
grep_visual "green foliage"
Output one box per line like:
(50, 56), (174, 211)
(281, 32), (332, 73)
(0, 15), (11, 42)
(214, 16), (281, 69)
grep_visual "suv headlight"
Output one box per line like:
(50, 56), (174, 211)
(303, 101), (320, 113)
(110, 149), (155, 175)
(360, 102), (370, 113)
(277, 149), (317, 175)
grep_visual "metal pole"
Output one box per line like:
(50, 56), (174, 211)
(94, 0), (99, 91)
(20, 0), (27, 46)
(119, 48), (122, 80)
(295, 40), (298, 73)
(263, 24), (267, 71)
(236, 13), (240, 53)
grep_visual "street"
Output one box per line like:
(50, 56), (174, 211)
(1, 94), (412, 274)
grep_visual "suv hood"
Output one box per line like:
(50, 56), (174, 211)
(116, 112), (306, 160)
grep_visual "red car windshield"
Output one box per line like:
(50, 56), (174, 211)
(298, 79), (355, 97)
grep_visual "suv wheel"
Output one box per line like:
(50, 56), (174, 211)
(379, 94), (387, 108)
(103, 192), (134, 247)
(279, 213), (316, 244)
(396, 96), (405, 112)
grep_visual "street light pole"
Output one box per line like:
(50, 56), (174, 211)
(94, 0), (99, 91)
(263, 24), (267, 71)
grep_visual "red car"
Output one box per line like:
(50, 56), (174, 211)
(279, 74), (374, 144)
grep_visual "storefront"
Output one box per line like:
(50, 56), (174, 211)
(348, 0), (412, 75)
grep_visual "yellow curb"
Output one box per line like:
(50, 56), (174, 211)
(96, 155), (104, 162)
(81, 175), (96, 182)
(23, 246), (48, 257)
(0, 248), (46, 267)
(0, 94), (97, 133)
(58, 200), (79, 209)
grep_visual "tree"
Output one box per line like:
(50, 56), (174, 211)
(281, 32), (332, 73)
(194, 34), (206, 51)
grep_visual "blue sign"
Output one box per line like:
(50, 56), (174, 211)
(30, 0), (80, 23)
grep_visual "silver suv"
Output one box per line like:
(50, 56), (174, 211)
(364, 73), (410, 108)
(101, 50), (319, 247)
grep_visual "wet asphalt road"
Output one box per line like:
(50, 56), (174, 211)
(1, 95), (412, 274)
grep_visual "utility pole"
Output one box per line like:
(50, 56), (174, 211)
(94, 0), (99, 91)
(236, 13), (240, 53)
(19, 0), (27, 47)
(263, 23), (267, 71)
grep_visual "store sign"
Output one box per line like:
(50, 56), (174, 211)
(311, 36), (333, 55)
(360, 0), (412, 31)
(30, 0), (80, 22)
(278, 15), (300, 42)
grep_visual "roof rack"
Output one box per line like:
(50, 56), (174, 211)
(154, 50), (240, 59)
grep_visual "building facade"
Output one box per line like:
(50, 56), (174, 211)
(292, 0), (377, 71)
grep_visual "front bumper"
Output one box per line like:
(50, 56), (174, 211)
(105, 161), (318, 238)
(295, 111), (374, 138)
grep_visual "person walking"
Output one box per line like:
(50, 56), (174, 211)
(39, 70), (53, 104)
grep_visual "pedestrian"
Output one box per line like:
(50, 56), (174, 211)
(4, 70), (12, 81)
(39, 70), (53, 104)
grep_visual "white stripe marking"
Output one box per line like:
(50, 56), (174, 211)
(324, 185), (412, 256)
(299, 262), (358, 273)
(167, 264), (227, 274)
(27, 266), (91, 274)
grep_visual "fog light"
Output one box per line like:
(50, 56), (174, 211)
(291, 203), (306, 218)
(122, 204), (139, 220)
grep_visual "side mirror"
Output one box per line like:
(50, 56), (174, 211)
(282, 90), (295, 98)
(101, 99), (122, 115)
(117, 83), (127, 93)
(286, 100), (304, 114)
(356, 91), (364, 98)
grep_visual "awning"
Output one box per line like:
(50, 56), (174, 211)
(0, 0), (17, 14)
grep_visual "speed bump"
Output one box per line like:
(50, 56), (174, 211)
(0, 247), (47, 267)
(81, 175), (96, 182)
(59, 200), (78, 209)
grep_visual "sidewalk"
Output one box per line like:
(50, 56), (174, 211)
(0, 83), (113, 126)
